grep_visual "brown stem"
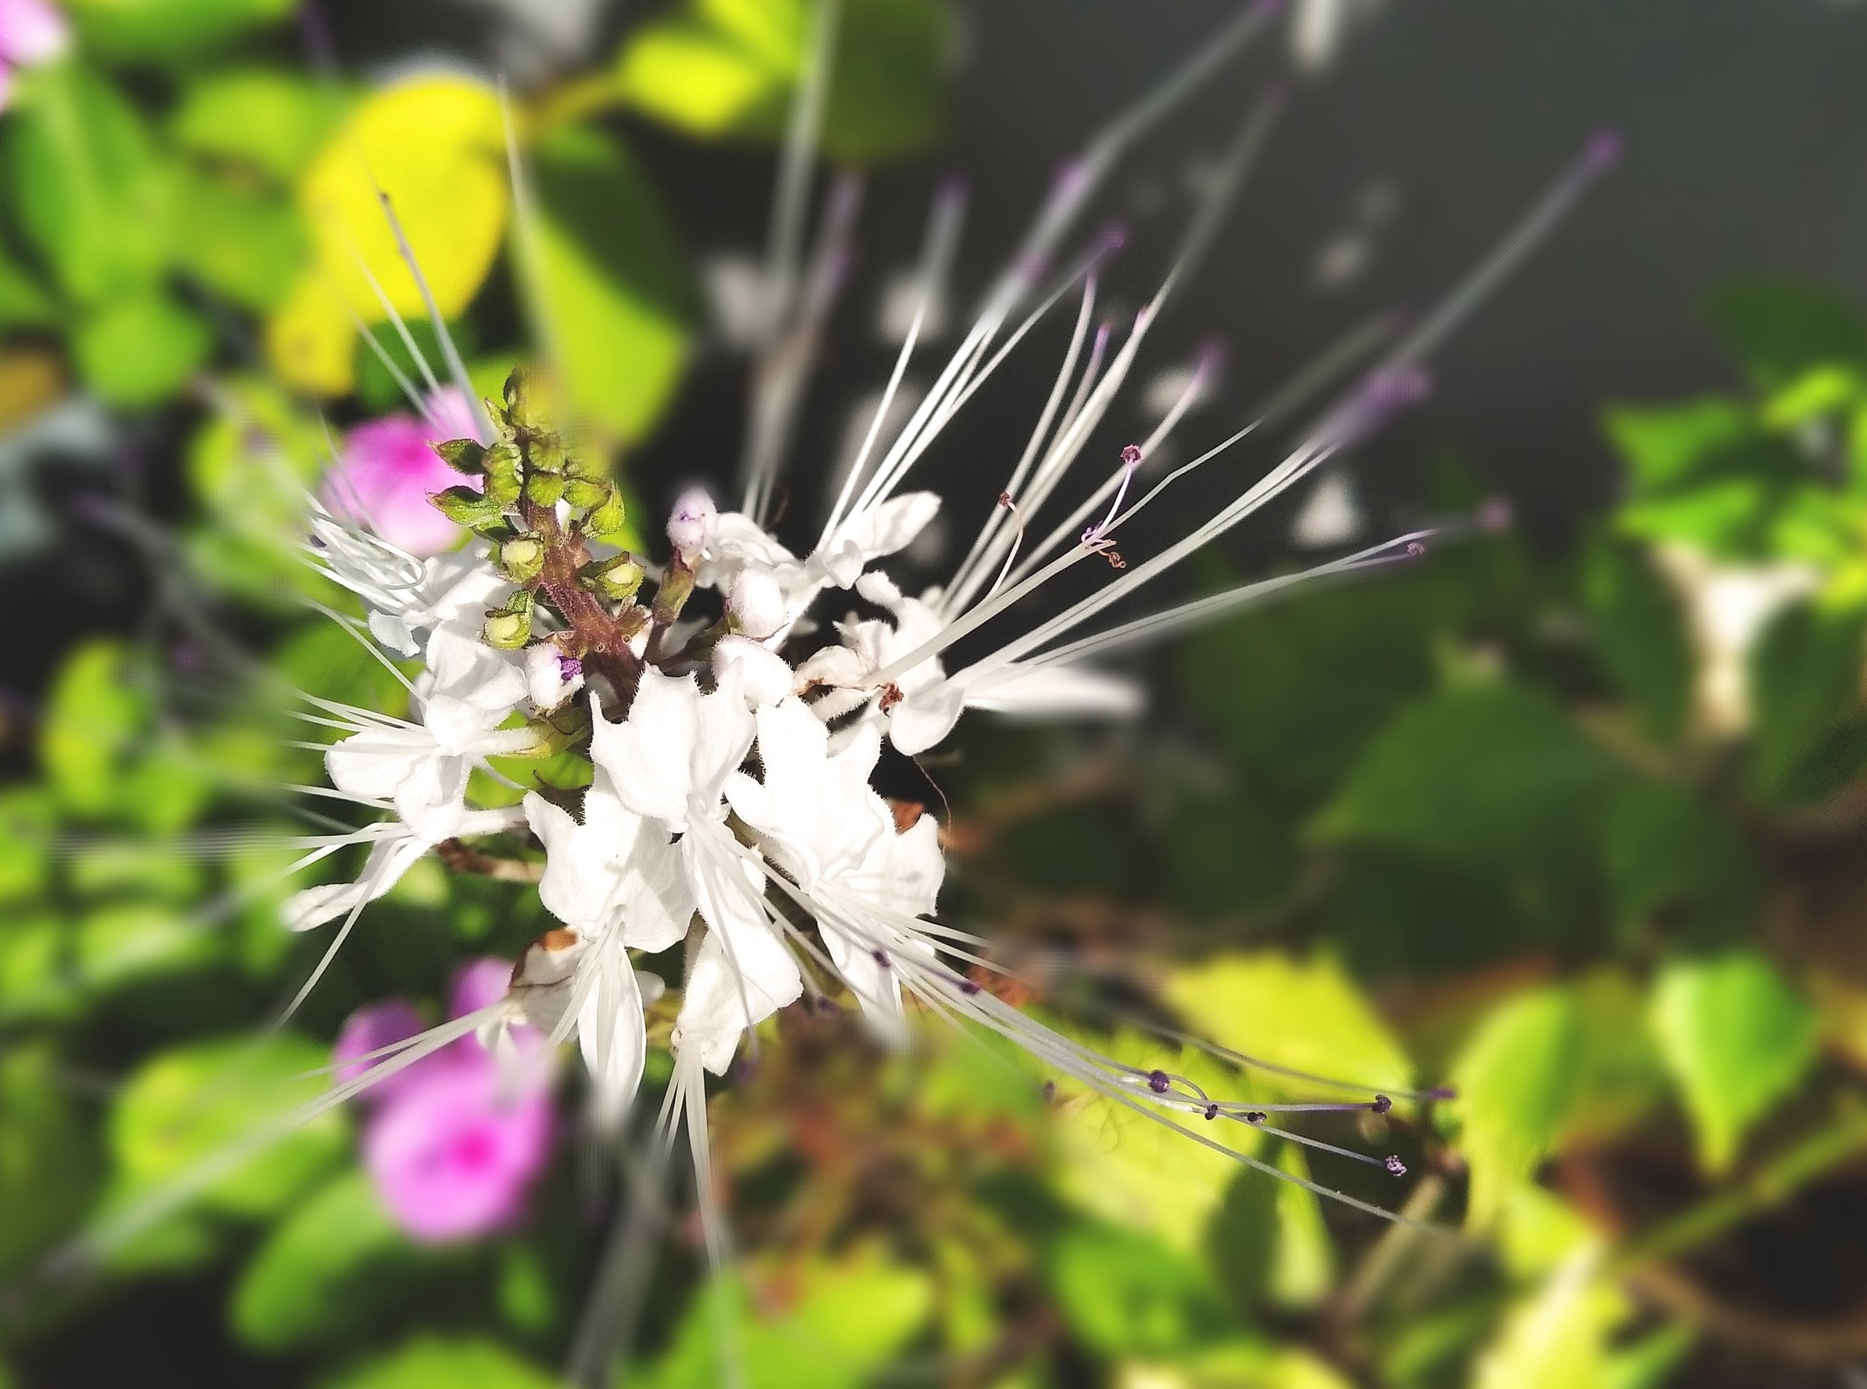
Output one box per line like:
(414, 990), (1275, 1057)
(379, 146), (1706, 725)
(520, 497), (643, 700)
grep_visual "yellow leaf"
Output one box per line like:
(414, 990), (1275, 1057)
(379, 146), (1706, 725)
(269, 77), (508, 395)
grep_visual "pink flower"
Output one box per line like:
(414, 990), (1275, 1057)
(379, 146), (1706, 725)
(321, 388), (482, 558)
(0, 0), (68, 111)
(362, 1060), (554, 1242)
(332, 955), (556, 1243)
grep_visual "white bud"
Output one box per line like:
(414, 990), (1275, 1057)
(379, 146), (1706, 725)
(525, 643), (584, 711)
(713, 635), (794, 708)
(666, 486), (718, 562)
(727, 569), (786, 639)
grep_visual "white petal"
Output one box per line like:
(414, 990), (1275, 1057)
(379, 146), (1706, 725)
(590, 673), (699, 826)
(577, 946), (647, 1127)
(886, 683), (966, 755)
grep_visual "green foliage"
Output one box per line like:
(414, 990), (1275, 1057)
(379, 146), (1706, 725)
(1583, 537), (1694, 742)
(63, 0), (293, 61)
(0, 1045), (104, 1278)
(319, 1337), (560, 1389)
(1313, 682), (1613, 864)
(1649, 951), (1820, 1172)
(169, 69), (350, 183)
(613, 0), (947, 165)
(71, 286), (214, 406)
(1048, 1223), (1227, 1359)
(1747, 597), (1867, 802)
(632, 1253), (932, 1389)
(526, 126), (692, 443)
(1446, 987), (1582, 1225)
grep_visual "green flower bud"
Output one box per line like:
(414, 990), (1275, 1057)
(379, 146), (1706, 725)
(430, 486), (506, 528)
(524, 470), (566, 507)
(434, 438), (486, 474)
(527, 433), (566, 475)
(563, 477), (609, 511)
(563, 453), (605, 482)
(499, 536), (545, 583)
(483, 442), (523, 506)
(584, 554), (644, 603)
(484, 610), (531, 649)
(503, 367), (558, 435)
(585, 488), (628, 540)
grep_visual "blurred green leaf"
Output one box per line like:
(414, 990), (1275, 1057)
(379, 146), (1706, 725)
(1313, 683), (1613, 866)
(1208, 1143), (1335, 1313)
(0, 915), (80, 1023)
(107, 1033), (348, 1221)
(63, 0), (293, 60)
(1557, 970), (1673, 1147)
(0, 1044), (104, 1278)
(1617, 476), (1775, 557)
(0, 787), (55, 902)
(1447, 986), (1582, 1225)
(1602, 780), (1760, 946)
(319, 1336), (559, 1389)
(232, 1169), (455, 1352)
(39, 638), (147, 816)
(527, 126), (691, 444)
(271, 77), (507, 396)
(1162, 953), (1412, 1106)
(1123, 1341), (1354, 1389)
(1471, 1246), (1625, 1389)
(170, 69), (350, 184)
(635, 1251), (932, 1389)
(1649, 950), (1819, 1173)
(1603, 397), (1751, 491)
(613, 0), (946, 165)
(77, 903), (219, 992)
(1761, 363), (1864, 430)
(2, 64), (171, 302)
(1049, 1034), (1249, 1256)
(1601, 1326), (1695, 1389)
(1582, 538), (1693, 743)
(72, 285), (213, 406)
(1748, 597), (1867, 802)
(0, 245), (56, 327)
(1048, 1223), (1226, 1359)
(1709, 282), (1867, 391)
(172, 169), (309, 311)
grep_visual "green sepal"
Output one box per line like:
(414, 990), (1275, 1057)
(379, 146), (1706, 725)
(583, 553), (644, 603)
(563, 477), (609, 511)
(524, 471), (566, 507)
(585, 489), (629, 540)
(434, 438), (487, 474)
(484, 610), (531, 648)
(499, 536), (545, 584)
(430, 486), (507, 528)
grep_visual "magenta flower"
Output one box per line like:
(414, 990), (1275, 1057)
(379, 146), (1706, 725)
(333, 956), (556, 1243)
(320, 388), (481, 558)
(0, 0), (69, 110)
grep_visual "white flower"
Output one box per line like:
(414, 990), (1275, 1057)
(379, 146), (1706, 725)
(282, 806), (524, 933)
(524, 642), (584, 711)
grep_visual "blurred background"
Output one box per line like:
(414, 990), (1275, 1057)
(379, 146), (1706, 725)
(5, 0), (1867, 1385)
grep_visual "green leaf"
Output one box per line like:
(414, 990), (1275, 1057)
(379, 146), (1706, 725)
(1616, 476), (1775, 557)
(1761, 363), (1864, 429)
(1602, 780), (1760, 946)
(1709, 282), (1867, 391)
(1162, 953), (1412, 1106)
(635, 1252), (932, 1389)
(72, 286), (213, 407)
(107, 1033), (348, 1221)
(271, 76), (507, 396)
(1207, 1144), (1335, 1313)
(1649, 951), (1820, 1173)
(1602, 398), (1751, 491)
(1048, 1032), (1252, 1256)
(1600, 1326), (1695, 1389)
(613, 0), (946, 165)
(1, 65), (171, 302)
(63, 0), (293, 60)
(171, 168), (309, 310)
(77, 904), (219, 993)
(1140, 1343), (1355, 1389)
(0, 915), (81, 1024)
(1748, 598), (1867, 802)
(0, 787), (55, 902)
(0, 245), (56, 327)
(319, 1337), (560, 1389)
(0, 1044), (104, 1278)
(1446, 987), (1582, 1225)
(1047, 1223), (1226, 1359)
(39, 639), (148, 816)
(1582, 538), (1692, 743)
(1313, 683), (1614, 866)
(526, 126), (691, 444)
(170, 69), (350, 184)
(232, 1170), (452, 1352)
(1472, 1245), (1627, 1389)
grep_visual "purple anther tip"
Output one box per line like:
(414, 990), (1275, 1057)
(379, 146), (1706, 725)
(1477, 497), (1515, 534)
(959, 978), (982, 995)
(872, 948), (891, 968)
(1244, 1110), (1266, 1125)
(1405, 540), (1427, 559)
(1584, 128), (1625, 171)
(1203, 1103), (1220, 1121)
(1041, 1080), (1057, 1103)
(558, 653), (583, 680)
(1384, 1155), (1407, 1177)
(1146, 1069), (1171, 1094)
(1368, 365), (1431, 407)
(1371, 1094), (1393, 1115)
(1120, 443), (1143, 467)
(1100, 221), (1129, 254)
